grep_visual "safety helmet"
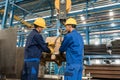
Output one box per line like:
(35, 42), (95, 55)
(65, 18), (77, 25)
(34, 18), (46, 28)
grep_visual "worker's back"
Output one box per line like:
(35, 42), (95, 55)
(60, 30), (84, 64)
(24, 29), (42, 59)
(67, 30), (84, 64)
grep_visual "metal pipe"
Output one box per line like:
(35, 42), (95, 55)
(86, 0), (89, 18)
(86, 26), (90, 45)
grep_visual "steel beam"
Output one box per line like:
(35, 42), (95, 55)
(56, 20), (61, 36)
(77, 19), (120, 27)
(99, 32), (102, 44)
(86, 26), (90, 45)
(1, 0), (9, 29)
(90, 25), (120, 32)
(31, 0), (47, 12)
(9, 1), (15, 27)
(13, 3), (31, 14)
(0, 0), (23, 8)
(68, 3), (120, 16)
(21, 35), (25, 47)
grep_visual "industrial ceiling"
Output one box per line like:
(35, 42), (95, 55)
(0, 0), (89, 15)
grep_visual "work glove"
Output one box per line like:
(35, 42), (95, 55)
(49, 46), (54, 54)
(51, 54), (56, 60)
(48, 46), (56, 60)
(48, 42), (55, 47)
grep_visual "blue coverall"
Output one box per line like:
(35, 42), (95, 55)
(21, 29), (51, 80)
(59, 30), (84, 80)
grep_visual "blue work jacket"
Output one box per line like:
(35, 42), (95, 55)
(24, 29), (50, 59)
(59, 30), (84, 64)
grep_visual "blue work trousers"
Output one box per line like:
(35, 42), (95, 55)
(21, 60), (40, 80)
(64, 63), (83, 80)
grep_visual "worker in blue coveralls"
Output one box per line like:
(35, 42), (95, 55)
(59, 18), (84, 80)
(21, 18), (54, 80)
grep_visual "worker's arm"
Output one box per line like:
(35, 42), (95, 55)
(59, 34), (72, 53)
(34, 34), (51, 53)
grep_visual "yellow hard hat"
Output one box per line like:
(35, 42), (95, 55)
(34, 18), (46, 28)
(65, 18), (77, 25)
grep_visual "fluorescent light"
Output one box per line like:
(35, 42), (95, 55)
(109, 11), (114, 16)
(110, 17), (114, 20)
(109, 10), (113, 11)
(23, 44), (25, 47)
(22, 27), (24, 30)
(111, 23), (116, 26)
(24, 29), (28, 32)
(95, 35), (99, 38)
(113, 33), (118, 36)
(94, 37), (99, 45)
(95, 60), (101, 64)
(95, 41), (99, 45)
(44, 31), (48, 34)
(83, 21), (86, 24)
(81, 15), (85, 21)
(115, 59), (120, 64)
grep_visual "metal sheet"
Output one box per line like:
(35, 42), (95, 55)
(6, 47), (24, 79)
(0, 28), (17, 74)
(15, 47), (24, 78)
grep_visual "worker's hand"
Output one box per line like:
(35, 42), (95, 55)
(49, 47), (54, 54)
(48, 42), (55, 48)
(51, 54), (56, 60)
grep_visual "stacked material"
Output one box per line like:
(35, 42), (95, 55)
(0, 28), (24, 79)
(85, 65), (120, 79)
(0, 28), (17, 76)
(111, 40), (120, 54)
(84, 44), (107, 55)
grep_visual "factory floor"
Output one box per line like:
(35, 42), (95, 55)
(4, 77), (120, 80)
(5, 78), (61, 80)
